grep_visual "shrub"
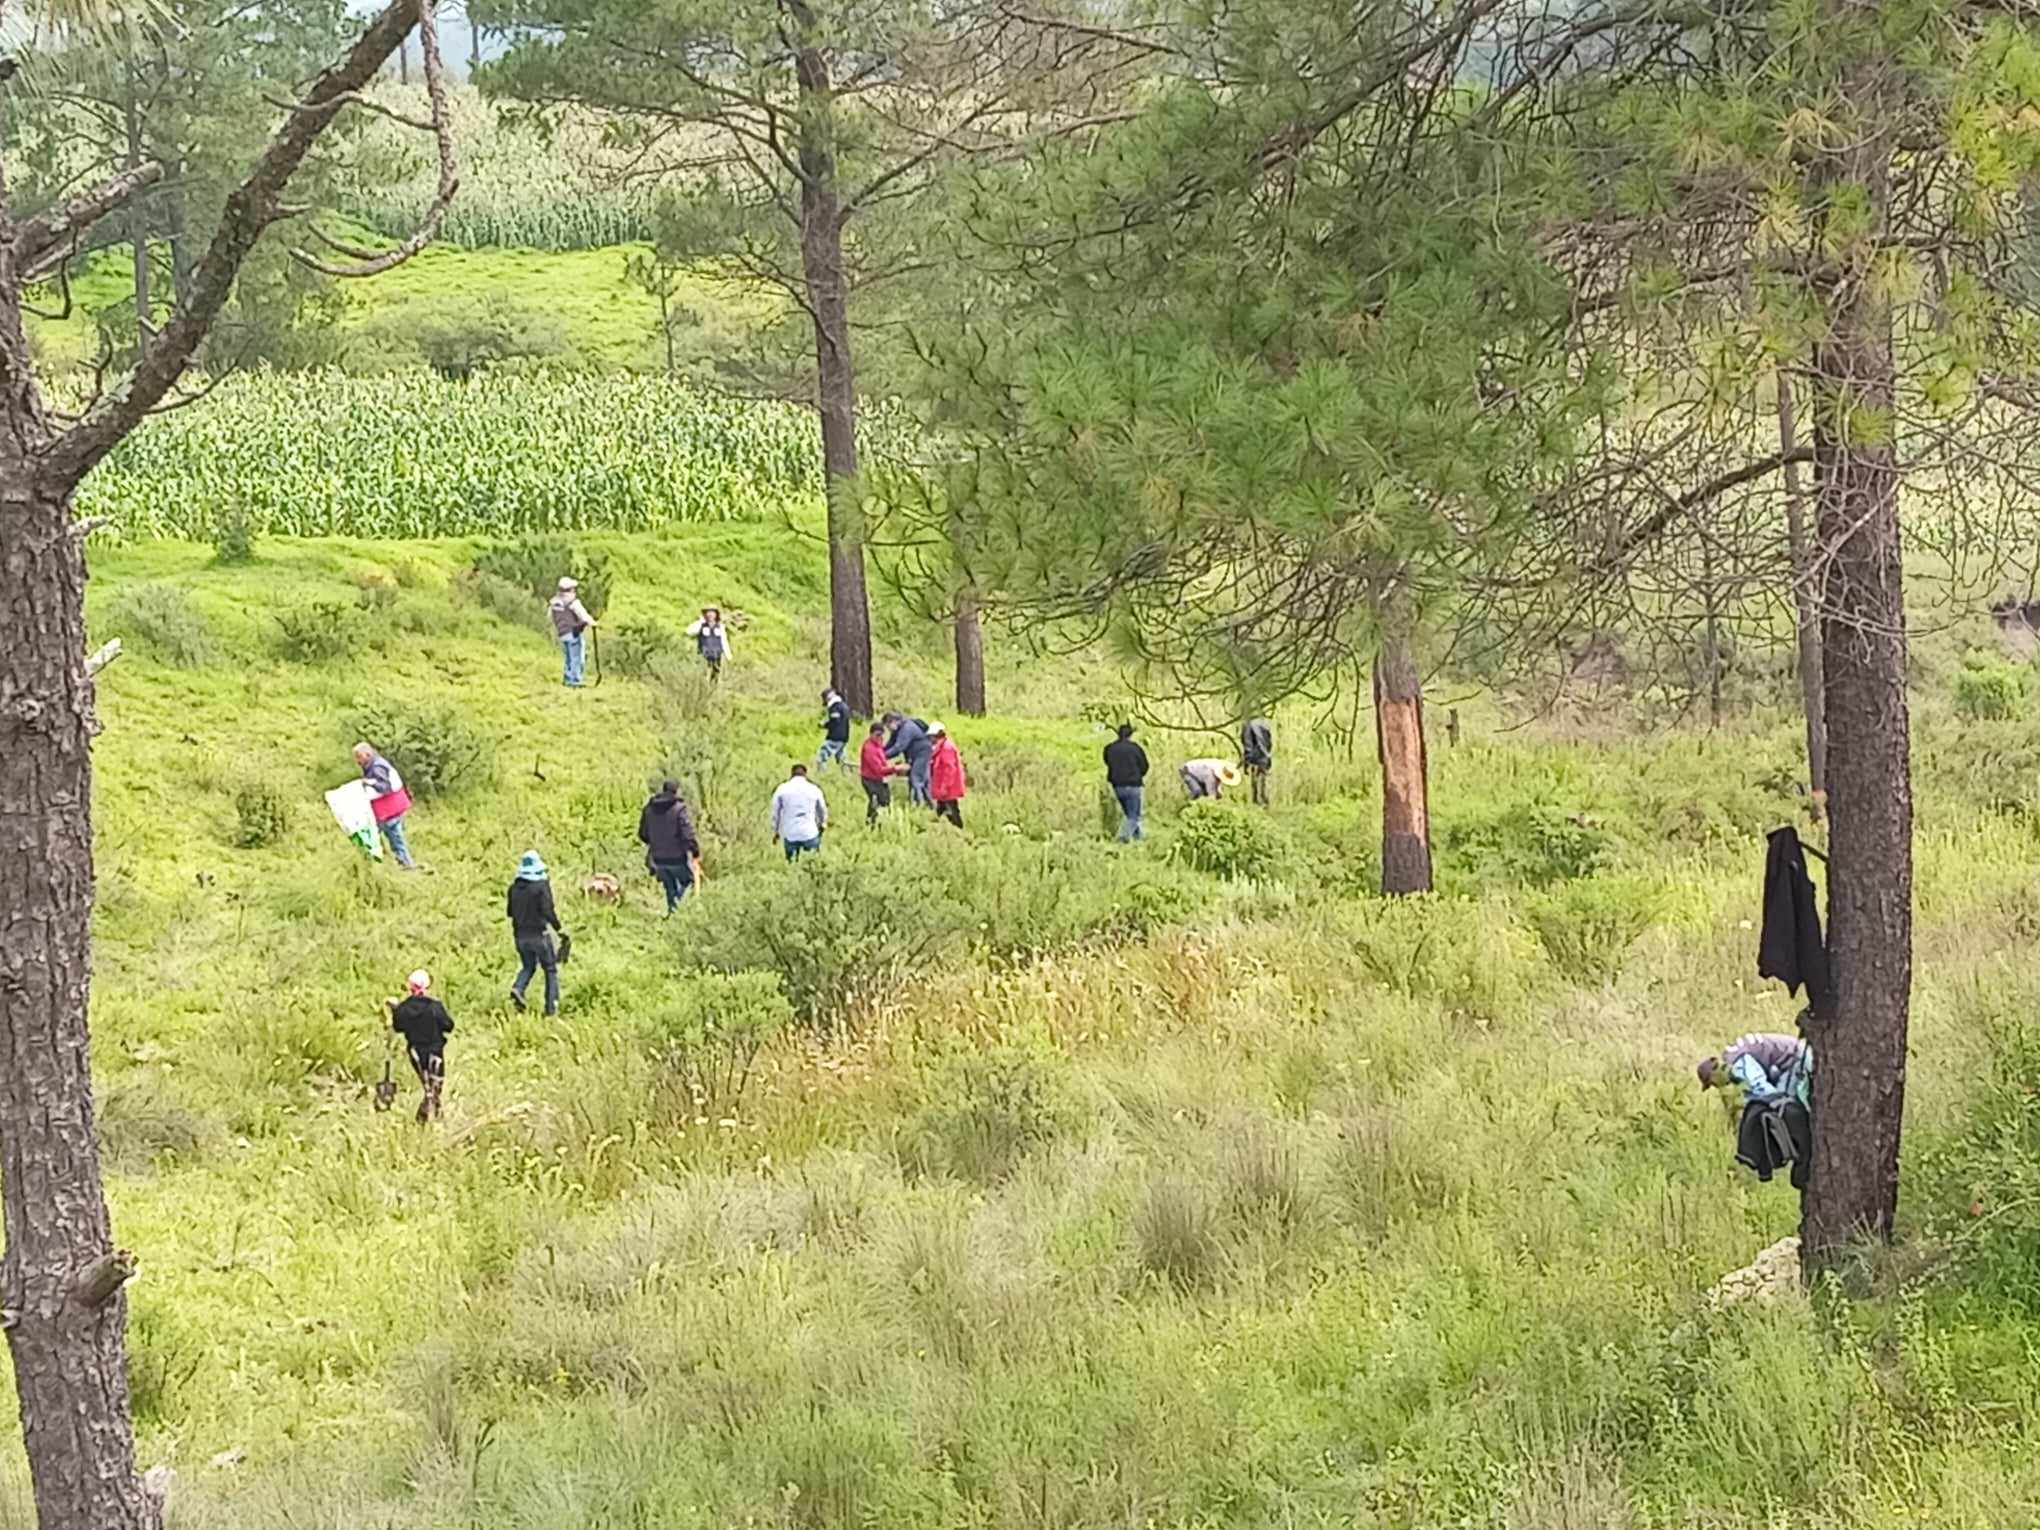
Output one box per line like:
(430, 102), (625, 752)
(473, 535), (614, 618)
(1329, 895), (1537, 1019)
(1956, 660), (2023, 722)
(104, 583), (212, 668)
(642, 971), (793, 1121)
(460, 569), (554, 634)
(274, 601), (359, 663)
(1522, 875), (1661, 984)
(1169, 800), (1287, 880)
(355, 572), (399, 614)
(344, 699), (493, 799)
(1135, 1176), (1220, 1290)
(233, 781), (290, 848)
(1439, 804), (1611, 888)
(605, 619), (681, 680)
(900, 1039), (1077, 1183)
(210, 502), (256, 565)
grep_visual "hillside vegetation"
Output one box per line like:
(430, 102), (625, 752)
(0, 532), (2034, 1526)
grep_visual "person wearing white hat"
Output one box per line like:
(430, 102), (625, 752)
(686, 605), (732, 682)
(547, 576), (597, 688)
(385, 969), (454, 1123)
(1179, 757), (1241, 801)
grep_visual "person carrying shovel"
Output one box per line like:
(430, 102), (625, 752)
(385, 969), (454, 1123)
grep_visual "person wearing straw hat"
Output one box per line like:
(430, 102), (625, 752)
(506, 850), (566, 1015)
(385, 969), (454, 1123)
(1179, 757), (1241, 801)
(687, 605), (732, 682)
(548, 576), (597, 689)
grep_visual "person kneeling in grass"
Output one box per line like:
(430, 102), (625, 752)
(771, 762), (828, 860)
(386, 969), (453, 1123)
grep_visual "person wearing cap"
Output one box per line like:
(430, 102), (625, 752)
(1103, 722), (1150, 842)
(859, 720), (904, 824)
(686, 606), (732, 681)
(638, 778), (701, 914)
(818, 687), (852, 769)
(770, 762), (828, 860)
(882, 711), (935, 808)
(1180, 757), (1240, 801)
(928, 722), (967, 828)
(386, 969), (454, 1123)
(548, 577), (597, 689)
(507, 850), (566, 1015)
(352, 741), (416, 869)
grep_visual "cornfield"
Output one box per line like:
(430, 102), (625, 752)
(78, 371), (895, 538)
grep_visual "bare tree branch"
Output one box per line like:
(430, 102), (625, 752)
(18, 163), (166, 282)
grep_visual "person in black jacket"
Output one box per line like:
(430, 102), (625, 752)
(817, 688), (852, 770)
(1103, 722), (1150, 843)
(386, 969), (454, 1123)
(638, 779), (701, 915)
(507, 850), (565, 1016)
(1241, 716), (1273, 806)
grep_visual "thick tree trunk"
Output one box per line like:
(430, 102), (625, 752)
(790, 18), (874, 718)
(954, 590), (986, 716)
(1778, 371), (1828, 822)
(1800, 59), (1912, 1272)
(1374, 626), (1432, 895)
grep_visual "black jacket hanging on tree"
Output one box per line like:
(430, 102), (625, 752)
(1758, 827), (1830, 1008)
(1736, 1097), (1812, 1189)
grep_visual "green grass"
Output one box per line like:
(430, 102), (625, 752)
(2, 533), (2038, 1526)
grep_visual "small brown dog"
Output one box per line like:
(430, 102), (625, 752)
(581, 873), (621, 904)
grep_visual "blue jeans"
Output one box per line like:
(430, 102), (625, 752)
(561, 631), (585, 687)
(512, 934), (559, 1015)
(651, 859), (694, 913)
(784, 836), (821, 861)
(378, 815), (415, 868)
(907, 754), (932, 807)
(817, 738), (848, 769)
(1114, 785), (1145, 842)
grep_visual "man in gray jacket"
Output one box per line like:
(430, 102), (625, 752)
(548, 577), (597, 688)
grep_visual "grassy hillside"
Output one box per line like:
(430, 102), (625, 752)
(1, 530), (2036, 1526)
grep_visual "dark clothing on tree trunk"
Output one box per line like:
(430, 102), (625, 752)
(1759, 827), (1830, 1006)
(1737, 1097), (1812, 1189)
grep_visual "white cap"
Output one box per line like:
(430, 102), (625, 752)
(406, 969), (430, 994)
(558, 576), (577, 591)
(928, 721), (947, 737)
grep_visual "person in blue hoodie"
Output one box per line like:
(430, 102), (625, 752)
(882, 711), (935, 808)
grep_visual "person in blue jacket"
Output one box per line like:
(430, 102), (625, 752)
(882, 711), (935, 808)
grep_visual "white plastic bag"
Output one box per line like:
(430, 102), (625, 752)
(325, 779), (382, 860)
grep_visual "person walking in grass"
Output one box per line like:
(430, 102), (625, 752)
(352, 741), (417, 869)
(1241, 716), (1274, 806)
(637, 778), (701, 915)
(818, 687), (852, 770)
(859, 720), (903, 824)
(386, 969), (453, 1123)
(1179, 757), (1240, 801)
(882, 711), (935, 808)
(507, 850), (565, 1015)
(548, 576), (597, 689)
(687, 606), (731, 682)
(1103, 722), (1150, 842)
(928, 722), (968, 828)
(770, 762), (828, 860)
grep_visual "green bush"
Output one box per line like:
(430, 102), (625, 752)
(232, 781), (290, 848)
(345, 699), (493, 799)
(473, 535), (614, 619)
(274, 601), (359, 663)
(605, 619), (681, 680)
(1329, 895), (1537, 1019)
(1439, 804), (1611, 887)
(641, 971), (793, 1121)
(210, 502), (256, 566)
(1522, 875), (1661, 984)
(104, 583), (213, 668)
(901, 1039), (1078, 1183)
(1169, 800), (1288, 880)
(1956, 660), (2023, 722)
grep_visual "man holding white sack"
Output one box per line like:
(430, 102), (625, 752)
(351, 742), (417, 869)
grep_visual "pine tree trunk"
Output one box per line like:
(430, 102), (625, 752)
(1800, 53), (1912, 1271)
(790, 13), (874, 718)
(1374, 627), (1432, 895)
(1, 371), (158, 1530)
(1778, 371), (1828, 822)
(954, 591), (986, 716)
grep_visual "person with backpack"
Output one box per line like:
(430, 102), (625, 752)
(1241, 716), (1274, 806)
(687, 606), (732, 681)
(385, 969), (453, 1123)
(818, 688), (852, 769)
(882, 711), (935, 807)
(548, 577), (597, 689)
(859, 720), (903, 825)
(1103, 722), (1150, 842)
(637, 779), (701, 915)
(507, 850), (566, 1016)
(928, 723), (967, 828)
(352, 741), (416, 869)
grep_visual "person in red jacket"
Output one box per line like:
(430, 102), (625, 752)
(928, 722), (967, 828)
(858, 721), (903, 825)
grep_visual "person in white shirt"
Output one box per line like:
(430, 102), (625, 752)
(770, 763), (828, 861)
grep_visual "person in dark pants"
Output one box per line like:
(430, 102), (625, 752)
(1241, 716), (1273, 806)
(859, 720), (902, 824)
(637, 779), (700, 915)
(818, 688), (852, 769)
(882, 711), (935, 807)
(1103, 722), (1149, 842)
(928, 722), (967, 828)
(386, 969), (453, 1123)
(507, 850), (565, 1015)
(687, 607), (731, 682)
